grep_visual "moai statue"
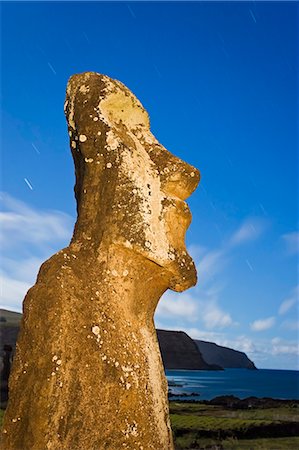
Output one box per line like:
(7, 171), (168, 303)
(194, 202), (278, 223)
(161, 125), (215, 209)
(2, 72), (199, 450)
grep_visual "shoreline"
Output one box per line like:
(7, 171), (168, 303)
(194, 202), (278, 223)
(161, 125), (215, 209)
(169, 395), (299, 408)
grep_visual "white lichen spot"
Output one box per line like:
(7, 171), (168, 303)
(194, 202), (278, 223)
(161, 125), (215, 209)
(122, 365), (133, 373)
(93, 117), (99, 121)
(68, 131), (72, 137)
(95, 291), (100, 297)
(51, 372), (56, 376)
(79, 85), (89, 94)
(145, 241), (151, 248)
(12, 418), (17, 423)
(71, 141), (76, 149)
(106, 130), (120, 150)
(97, 131), (101, 136)
(111, 269), (118, 276)
(92, 325), (100, 336)
(52, 355), (58, 362)
(123, 270), (129, 277)
(102, 355), (107, 361)
(126, 383), (131, 390)
(56, 360), (62, 365)
(115, 361), (119, 367)
(106, 162), (112, 168)
(169, 252), (175, 261)
(59, 382), (63, 388)
(79, 134), (87, 142)
(85, 157), (93, 163)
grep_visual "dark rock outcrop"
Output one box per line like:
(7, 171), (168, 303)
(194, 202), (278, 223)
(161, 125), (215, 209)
(195, 339), (257, 369)
(0, 309), (21, 352)
(157, 329), (221, 370)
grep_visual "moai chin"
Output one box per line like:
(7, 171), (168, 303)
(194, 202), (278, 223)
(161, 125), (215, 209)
(2, 72), (200, 450)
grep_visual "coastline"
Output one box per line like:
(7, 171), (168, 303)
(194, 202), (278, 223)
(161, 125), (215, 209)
(166, 368), (299, 401)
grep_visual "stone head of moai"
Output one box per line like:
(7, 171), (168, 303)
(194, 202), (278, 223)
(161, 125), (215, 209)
(65, 72), (199, 294)
(2, 72), (199, 450)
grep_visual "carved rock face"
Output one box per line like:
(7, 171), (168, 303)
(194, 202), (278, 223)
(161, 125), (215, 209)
(1, 73), (199, 450)
(65, 72), (200, 292)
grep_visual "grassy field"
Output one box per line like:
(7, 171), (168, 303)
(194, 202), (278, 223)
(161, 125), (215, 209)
(170, 401), (299, 449)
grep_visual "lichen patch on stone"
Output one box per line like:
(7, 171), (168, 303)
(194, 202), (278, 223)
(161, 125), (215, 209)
(91, 325), (100, 336)
(79, 134), (87, 142)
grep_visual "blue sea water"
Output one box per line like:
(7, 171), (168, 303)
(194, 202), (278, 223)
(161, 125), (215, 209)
(166, 368), (299, 401)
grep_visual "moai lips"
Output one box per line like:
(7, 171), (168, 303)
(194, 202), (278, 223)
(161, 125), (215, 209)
(2, 72), (200, 450)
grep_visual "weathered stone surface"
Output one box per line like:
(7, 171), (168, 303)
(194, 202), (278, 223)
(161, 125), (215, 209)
(1, 72), (199, 449)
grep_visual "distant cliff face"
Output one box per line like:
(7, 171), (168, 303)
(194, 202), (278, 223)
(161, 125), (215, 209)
(195, 340), (257, 370)
(156, 330), (221, 370)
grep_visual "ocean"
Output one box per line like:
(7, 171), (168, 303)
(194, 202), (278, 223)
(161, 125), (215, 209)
(166, 368), (299, 401)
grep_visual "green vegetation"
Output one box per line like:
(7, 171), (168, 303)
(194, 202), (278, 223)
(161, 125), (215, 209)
(170, 401), (299, 449)
(171, 413), (273, 434)
(174, 434), (299, 450)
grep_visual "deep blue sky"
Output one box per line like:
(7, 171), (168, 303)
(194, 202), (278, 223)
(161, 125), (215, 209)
(1, 1), (298, 370)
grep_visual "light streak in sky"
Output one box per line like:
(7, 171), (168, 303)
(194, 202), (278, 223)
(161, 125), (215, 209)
(127, 5), (136, 19)
(24, 178), (34, 190)
(246, 259), (254, 272)
(200, 184), (207, 195)
(153, 64), (162, 78)
(47, 62), (57, 75)
(31, 143), (40, 154)
(210, 201), (217, 211)
(83, 32), (90, 43)
(249, 9), (257, 24)
(259, 203), (267, 215)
